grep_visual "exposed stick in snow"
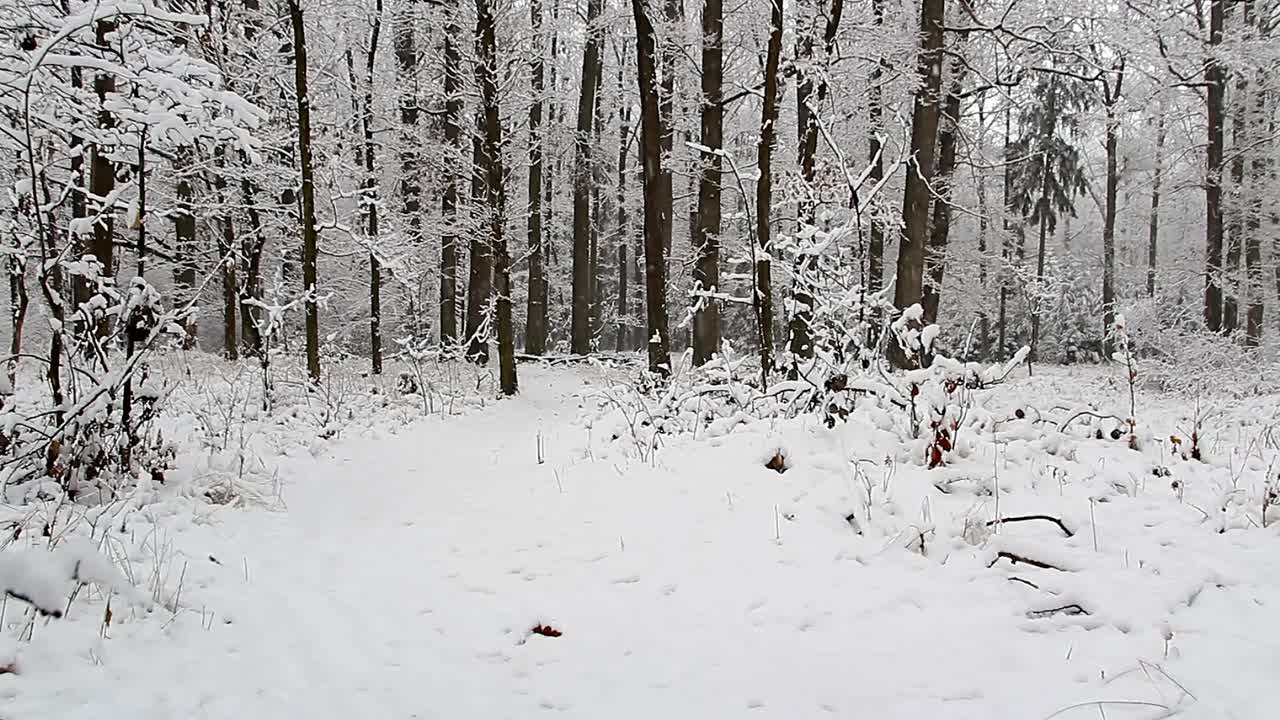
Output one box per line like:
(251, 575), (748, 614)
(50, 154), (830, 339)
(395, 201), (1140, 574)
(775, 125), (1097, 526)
(1026, 604), (1088, 619)
(986, 515), (1074, 537)
(989, 551), (1064, 571)
(1007, 576), (1040, 590)
(1059, 409), (1125, 433)
(1090, 499), (1099, 552)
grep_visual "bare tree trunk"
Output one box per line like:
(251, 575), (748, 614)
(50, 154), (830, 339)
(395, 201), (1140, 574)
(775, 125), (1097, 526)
(1224, 62), (1246, 334)
(89, 20), (117, 339)
(998, 104), (1012, 357)
(572, 0), (604, 355)
(1147, 114), (1165, 298)
(1244, 7), (1266, 345)
(867, 0), (885, 296)
(630, 0), (672, 374)
(1204, 0), (1226, 331)
(753, 0), (784, 377)
(591, 84), (606, 345)
(892, 0), (946, 341)
(658, 0), (679, 258)
(289, 0), (322, 383)
(692, 0), (723, 366)
(921, 53), (965, 325)
(440, 12), (463, 345)
(174, 150), (198, 349)
(525, 0), (548, 354)
(615, 46), (632, 352)
(354, 2), (385, 374)
(474, 0), (517, 394)
(975, 98), (990, 359)
(465, 126), (492, 364)
(212, 149), (238, 360)
(1101, 64), (1124, 357)
(396, 0), (422, 335)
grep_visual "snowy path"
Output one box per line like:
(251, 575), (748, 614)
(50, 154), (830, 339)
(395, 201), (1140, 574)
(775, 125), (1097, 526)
(13, 367), (1279, 719)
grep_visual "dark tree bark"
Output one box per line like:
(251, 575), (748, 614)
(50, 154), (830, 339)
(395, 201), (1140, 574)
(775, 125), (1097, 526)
(474, 0), (517, 395)
(1147, 114), (1165, 298)
(658, 0), (679, 258)
(440, 12), (463, 345)
(525, 0), (548, 354)
(359, 0), (384, 374)
(89, 20), (117, 339)
(396, 0), (422, 277)
(921, 53), (966, 326)
(1203, 0), (1226, 331)
(1100, 62), (1124, 357)
(1224, 62), (1246, 334)
(288, 0), (322, 383)
(1244, 1), (1265, 345)
(465, 127), (492, 364)
(174, 150), (198, 349)
(974, 97), (991, 359)
(238, 177), (266, 357)
(615, 44), (632, 352)
(867, 0), (886, 296)
(754, 0), (784, 377)
(212, 148), (238, 360)
(572, 0), (605, 355)
(590, 79), (606, 344)
(893, 0), (946, 334)
(998, 104), (1012, 357)
(630, 0), (672, 374)
(692, 0), (723, 366)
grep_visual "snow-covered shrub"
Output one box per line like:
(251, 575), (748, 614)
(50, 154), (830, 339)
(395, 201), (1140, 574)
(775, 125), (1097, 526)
(0, 276), (189, 507)
(1122, 297), (1280, 397)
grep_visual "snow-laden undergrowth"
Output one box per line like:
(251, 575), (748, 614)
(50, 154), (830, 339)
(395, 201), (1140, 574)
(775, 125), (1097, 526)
(2, 356), (1277, 719)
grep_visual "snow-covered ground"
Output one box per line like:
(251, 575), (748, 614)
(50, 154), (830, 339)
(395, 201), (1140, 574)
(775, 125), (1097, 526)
(3, 361), (1278, 719)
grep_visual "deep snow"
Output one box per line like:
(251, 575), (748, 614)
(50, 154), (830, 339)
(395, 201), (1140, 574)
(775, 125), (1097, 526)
(3, 362), (1278, 719)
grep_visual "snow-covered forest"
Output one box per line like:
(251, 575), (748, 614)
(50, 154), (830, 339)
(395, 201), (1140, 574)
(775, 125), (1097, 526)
(0, 0), (1278, 717)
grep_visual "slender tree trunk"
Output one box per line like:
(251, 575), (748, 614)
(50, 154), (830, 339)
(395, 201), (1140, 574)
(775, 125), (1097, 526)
(212, 149), (239, 360)
(238, 178), (266, 357)
(525, 0), (548, 354)
(692, 0), (723, 366)
(867, 0), (885, 295)
(631, 0), (672, 374)
(89, 20), (117, 339)
(289, 0), (322, 383)
(1147, 114), (1165, 297)
(474, 0), (517, 394)
(1244, 24), (1266, 345)
(572, 0), (604, 355)
(174, 150), (198, 349)
(591, 85), (606, 345)
(921, 55), (965, 325)
(1029, 208), (1048, 360)
(658, 0), (679, 258)
(465, 127), (492, 364)
(1204, 0), (1226, 331)
(998, 104), (1012, 357)
(616, 48), (632, 353)
(1224, 65), (1247, 334)
(359, 1), (384, 374)
(440, 13), (463, 345)
(892, 0), (946, 341)
(396, 0), (422, 335)
(1101, 67), (1124, 357)
(754, 0), (784, 377)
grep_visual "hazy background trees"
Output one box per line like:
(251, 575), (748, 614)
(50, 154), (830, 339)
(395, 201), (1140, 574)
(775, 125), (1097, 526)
(3, 0), (1278, 389)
